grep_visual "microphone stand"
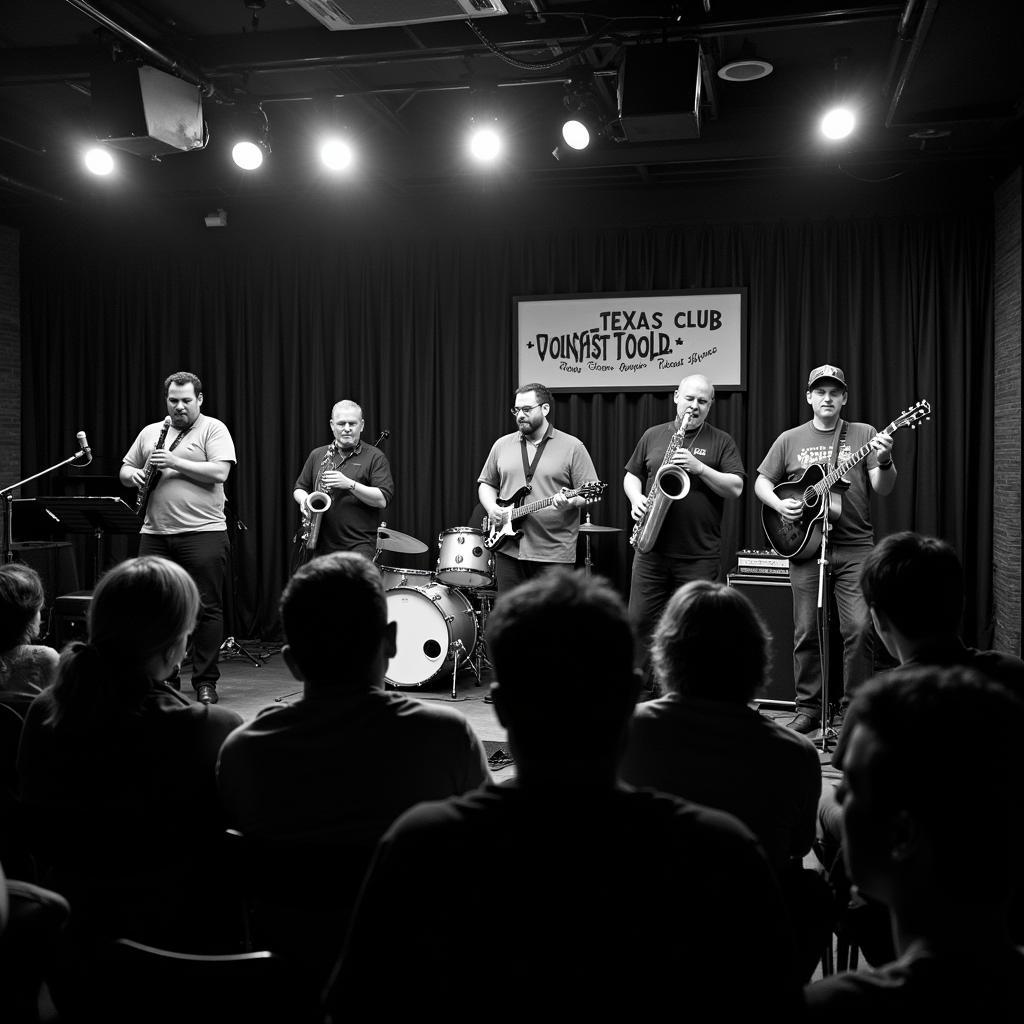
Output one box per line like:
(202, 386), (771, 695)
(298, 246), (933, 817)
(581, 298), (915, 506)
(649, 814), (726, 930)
(1, 445), (92, 564)
(814, 506), (837, 751)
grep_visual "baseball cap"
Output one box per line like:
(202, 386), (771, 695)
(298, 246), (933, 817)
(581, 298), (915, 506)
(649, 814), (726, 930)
(807, 364), (847, 390)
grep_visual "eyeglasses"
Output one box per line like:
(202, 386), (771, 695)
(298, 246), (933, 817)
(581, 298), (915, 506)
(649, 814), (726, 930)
(510, 405), (539, 416)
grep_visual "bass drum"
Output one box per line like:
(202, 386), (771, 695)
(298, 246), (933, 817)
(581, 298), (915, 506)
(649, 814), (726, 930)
(378, 565), (434, 592)
(385, 583), (477, 688)
(435, 527), (494, 589)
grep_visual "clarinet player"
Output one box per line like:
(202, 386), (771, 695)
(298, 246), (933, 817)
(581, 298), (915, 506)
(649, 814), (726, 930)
(624, 375), (745, 699)
(293, 400), (394, 560)
(120, 371), (236, 705)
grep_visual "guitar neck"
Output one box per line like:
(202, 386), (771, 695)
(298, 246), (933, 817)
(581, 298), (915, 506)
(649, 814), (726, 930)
(815, 422), (896, 494)
(509, 489), (580, 521)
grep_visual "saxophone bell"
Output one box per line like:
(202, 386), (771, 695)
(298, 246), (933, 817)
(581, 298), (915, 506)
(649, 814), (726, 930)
(628, 410), (693, 554)
(301, 491), (332, 550)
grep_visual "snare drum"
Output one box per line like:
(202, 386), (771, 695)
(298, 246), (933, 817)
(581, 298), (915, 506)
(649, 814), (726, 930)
(385, 583), (478, 688)
(378, 565), (434, 592)
(435, 527), (494, 589)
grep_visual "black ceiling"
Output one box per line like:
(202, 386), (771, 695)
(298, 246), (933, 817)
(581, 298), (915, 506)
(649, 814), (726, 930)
(0, 0), (1021, 211)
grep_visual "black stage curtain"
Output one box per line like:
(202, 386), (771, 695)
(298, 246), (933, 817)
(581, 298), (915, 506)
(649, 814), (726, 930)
(20, 211), (994, 645)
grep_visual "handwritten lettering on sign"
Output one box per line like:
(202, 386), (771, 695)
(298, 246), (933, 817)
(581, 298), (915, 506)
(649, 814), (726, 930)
(516, 290), (746, 393)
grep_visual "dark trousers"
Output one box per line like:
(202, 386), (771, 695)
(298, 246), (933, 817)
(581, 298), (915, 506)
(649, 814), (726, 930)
(787, 544), (872, 713)
(493, 551), (570, 594)
(628, 552), (720, 682)
(139, 531), (230, 690)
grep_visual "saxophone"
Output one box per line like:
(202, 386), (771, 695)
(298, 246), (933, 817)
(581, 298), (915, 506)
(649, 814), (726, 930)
(135, 416), (172, 516)
(300, 443), (336, 551)
(629, 411), (692, 554)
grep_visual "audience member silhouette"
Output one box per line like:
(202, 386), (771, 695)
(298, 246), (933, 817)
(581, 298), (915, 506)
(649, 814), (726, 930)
(0, 564), (59, 718)
(806, 665), (1024, 1018)
(820, 532), (1024, 964)
(17, 556), (242, 956)
(216, 552), (489, 985)
(859, 530), (1024, 688)
(619, 579), (829, 978)
(325, 570), (802, 1019)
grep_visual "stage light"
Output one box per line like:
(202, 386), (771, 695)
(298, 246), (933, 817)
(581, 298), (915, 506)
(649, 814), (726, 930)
(468, 123), (502, 163)
(232, 104), (271, 170)
(320, 137), (354, 171)
(820, 106), (855, 140)
(83, 146), (115, 176)
(231, 140), (264, 170)
(559, 71), (606, 152)
(561, 118), (591, 151)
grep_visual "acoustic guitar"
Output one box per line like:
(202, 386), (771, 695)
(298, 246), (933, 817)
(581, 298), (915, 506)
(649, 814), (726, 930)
(761, 399), (931, 561)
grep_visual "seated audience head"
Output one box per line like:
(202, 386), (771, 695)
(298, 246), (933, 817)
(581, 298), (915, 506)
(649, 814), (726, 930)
(280, 552), (395, 689)
(651, 580), (769, 703)
(48, 556), (200, 728)
(0, 563), (47, 654)
(859, 532), (964, 647)
(487, 569), (638, 760)
(837, 665), (1024, 914)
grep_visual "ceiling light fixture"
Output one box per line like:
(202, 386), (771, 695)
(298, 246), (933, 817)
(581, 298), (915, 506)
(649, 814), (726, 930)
(560, 71), (607, 152)
(83, 146), (115, 176)
(820, 106), (856, 140)
(320, 136), (355, 171)
(232, 104), (271, 171)
(717, 59), (773, 83)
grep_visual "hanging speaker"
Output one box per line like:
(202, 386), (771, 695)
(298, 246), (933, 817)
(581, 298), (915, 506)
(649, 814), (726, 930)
(617, 41), (703, 142)
(91, 63), (204, 157)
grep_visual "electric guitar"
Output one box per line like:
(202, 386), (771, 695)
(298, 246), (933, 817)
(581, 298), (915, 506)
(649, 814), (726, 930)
(483, 481), (607, 551)
(761, 399), (931, 561)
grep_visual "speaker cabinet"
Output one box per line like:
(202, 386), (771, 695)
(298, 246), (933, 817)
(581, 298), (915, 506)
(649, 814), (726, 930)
(91, 64), (204, 157)
(616, 41), (703, 142)
(52, 591), (92, 650)
(727, 574), (796, 707)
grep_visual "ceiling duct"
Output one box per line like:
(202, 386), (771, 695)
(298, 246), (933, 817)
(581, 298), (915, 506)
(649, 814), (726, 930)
(294, 0), (507, 31)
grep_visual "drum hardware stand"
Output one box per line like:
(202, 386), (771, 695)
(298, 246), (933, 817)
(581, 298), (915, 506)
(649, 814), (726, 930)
(473, 592), (495, 682)
(220, 635), (265, 667)
(448, 638), (478, 699)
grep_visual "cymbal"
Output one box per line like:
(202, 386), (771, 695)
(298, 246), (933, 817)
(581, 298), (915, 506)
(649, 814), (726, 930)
(376, 527), (428, 554)
(579, 522), (622, 534)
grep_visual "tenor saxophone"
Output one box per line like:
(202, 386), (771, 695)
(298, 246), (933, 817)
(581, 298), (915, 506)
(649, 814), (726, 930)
(629, 411), (692, 554)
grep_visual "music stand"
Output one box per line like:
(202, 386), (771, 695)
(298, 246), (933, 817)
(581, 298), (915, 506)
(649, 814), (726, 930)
(814, 507), (838, 752)
(12, 496), (140, 587)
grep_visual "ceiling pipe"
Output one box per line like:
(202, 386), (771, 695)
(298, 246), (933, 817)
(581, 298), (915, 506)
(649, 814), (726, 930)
(63, 0), (232, 103)
(883, 0), (938, 127)
(0, 172), (66, 203)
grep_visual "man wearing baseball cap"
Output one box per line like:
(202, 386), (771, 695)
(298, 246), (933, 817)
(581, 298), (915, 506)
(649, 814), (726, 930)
(753, 364), (897, 735)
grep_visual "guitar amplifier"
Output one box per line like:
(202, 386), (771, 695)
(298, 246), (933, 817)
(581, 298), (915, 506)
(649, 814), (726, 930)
(726, 574), (796, 707)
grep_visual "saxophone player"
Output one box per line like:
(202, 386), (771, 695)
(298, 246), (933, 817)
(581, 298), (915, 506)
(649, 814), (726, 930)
(293, 400), (394, 560)
(624, 375), (745, 698)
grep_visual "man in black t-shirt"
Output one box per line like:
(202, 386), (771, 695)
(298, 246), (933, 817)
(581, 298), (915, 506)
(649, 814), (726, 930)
(624, 374), (745, 694)
(293, 400), (394, 560)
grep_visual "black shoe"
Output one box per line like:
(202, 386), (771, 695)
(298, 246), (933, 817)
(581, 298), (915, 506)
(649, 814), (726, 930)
(786, 712), (820, 735)
(831, 706), (848, 730)
(483, 692), (494, 704)
(196, 684), (219, 705)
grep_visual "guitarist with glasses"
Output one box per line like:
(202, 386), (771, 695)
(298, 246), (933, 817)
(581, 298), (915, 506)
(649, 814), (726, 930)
(478, 383), (601, 594)
(754, 365), (897, 736)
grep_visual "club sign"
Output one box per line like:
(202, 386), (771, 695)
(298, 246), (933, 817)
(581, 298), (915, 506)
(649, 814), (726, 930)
(516, 289), (745, 393)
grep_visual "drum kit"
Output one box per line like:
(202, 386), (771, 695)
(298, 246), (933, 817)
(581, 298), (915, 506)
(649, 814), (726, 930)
(375, 514), (621, 698)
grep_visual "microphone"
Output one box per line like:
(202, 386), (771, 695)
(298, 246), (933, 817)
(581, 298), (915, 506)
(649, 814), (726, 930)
(76, 430), (93, 465)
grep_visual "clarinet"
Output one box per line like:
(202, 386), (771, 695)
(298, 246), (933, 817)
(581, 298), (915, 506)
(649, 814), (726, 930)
(135, 416), (172, 517)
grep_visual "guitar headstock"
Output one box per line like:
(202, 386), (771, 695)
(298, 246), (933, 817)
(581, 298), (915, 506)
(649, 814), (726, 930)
(578, 481), (607, 502)
(893, 399), (931, 431)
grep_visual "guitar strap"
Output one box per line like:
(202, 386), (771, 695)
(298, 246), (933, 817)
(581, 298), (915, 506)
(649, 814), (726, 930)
(520, 435), (550, 489)
(828, 419), (847, 471)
